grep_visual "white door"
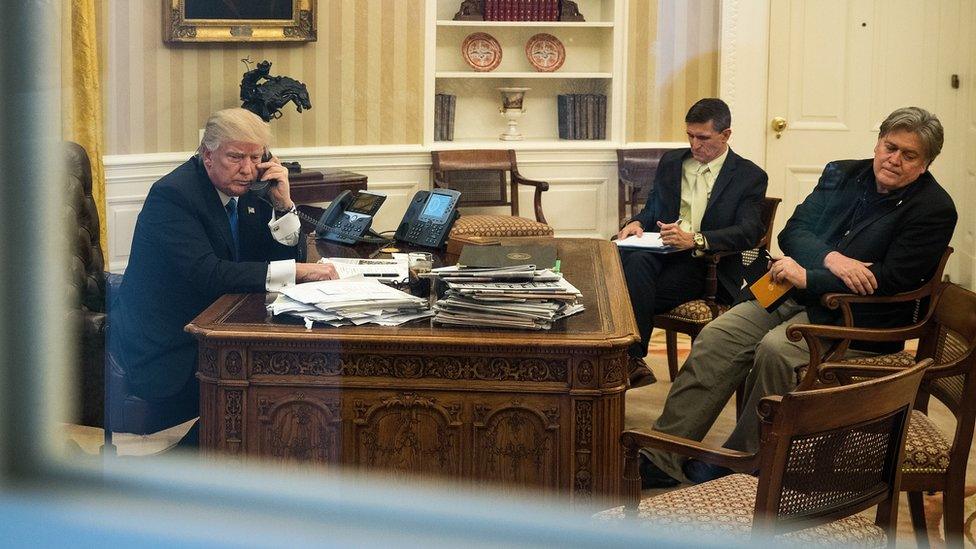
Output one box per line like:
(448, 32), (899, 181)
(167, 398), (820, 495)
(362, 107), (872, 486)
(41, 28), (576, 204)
(764, 0), (974, 285)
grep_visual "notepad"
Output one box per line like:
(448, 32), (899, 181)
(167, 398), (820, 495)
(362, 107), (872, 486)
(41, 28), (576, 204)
(749, 270), (794, 312)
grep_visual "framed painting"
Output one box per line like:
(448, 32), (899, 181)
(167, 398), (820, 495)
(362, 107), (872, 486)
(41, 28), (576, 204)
(164, 0), (317, 43)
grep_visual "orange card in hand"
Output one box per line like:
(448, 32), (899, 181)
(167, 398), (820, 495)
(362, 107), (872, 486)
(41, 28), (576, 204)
(750, 270), (794, 312)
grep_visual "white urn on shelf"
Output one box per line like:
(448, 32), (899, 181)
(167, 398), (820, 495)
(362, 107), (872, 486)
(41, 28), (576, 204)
(497, 87), (530, 141)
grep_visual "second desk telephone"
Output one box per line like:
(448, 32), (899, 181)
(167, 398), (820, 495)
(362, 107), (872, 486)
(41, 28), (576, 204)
(316, 190), (387, 244)
(394, 189), (461, 248)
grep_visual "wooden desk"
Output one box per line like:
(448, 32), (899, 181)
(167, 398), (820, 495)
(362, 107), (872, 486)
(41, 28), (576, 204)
(187, 238), (637, 504)
(289, 169), (367, 204)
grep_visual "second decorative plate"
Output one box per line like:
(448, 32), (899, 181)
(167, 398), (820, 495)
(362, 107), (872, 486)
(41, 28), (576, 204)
(461, 32), (502, 72)
(525, 33), (565, 72)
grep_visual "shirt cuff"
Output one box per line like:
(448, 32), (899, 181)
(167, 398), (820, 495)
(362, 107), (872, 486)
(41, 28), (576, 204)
(269, 210), (301, 246)
(266, 259), (296, 292)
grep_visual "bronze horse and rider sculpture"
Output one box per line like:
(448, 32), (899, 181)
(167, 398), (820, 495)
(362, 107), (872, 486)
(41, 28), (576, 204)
(239, 59), (311, 122)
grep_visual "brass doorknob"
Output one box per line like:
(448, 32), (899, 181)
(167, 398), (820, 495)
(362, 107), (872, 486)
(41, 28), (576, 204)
(771, 117), (787, 138)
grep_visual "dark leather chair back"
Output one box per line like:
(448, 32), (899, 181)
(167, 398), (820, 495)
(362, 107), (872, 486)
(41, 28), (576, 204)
(616, 148), (671, 225)
(65, 141), (107, 426)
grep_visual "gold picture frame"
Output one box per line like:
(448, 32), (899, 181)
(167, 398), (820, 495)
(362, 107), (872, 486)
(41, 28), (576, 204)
(164, 0), (316, 43)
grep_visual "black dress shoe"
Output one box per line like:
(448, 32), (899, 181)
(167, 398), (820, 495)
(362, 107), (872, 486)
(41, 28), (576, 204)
(628, 356), (657, 388)
(638, 454), (680, 489)
(682, 458), (733, 484)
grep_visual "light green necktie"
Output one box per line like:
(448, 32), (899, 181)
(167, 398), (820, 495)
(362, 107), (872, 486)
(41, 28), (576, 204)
(690, 165), (709, 232)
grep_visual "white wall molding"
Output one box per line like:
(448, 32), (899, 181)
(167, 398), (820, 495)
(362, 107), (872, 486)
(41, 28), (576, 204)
(103, 144), (638, 272)
(719, 0), (771, 167)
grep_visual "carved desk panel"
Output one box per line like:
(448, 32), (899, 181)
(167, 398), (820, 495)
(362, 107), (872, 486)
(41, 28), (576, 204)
(188, 238), (637, 504)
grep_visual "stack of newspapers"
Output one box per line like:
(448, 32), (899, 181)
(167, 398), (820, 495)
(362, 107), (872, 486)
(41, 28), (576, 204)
(268, 278), (432, 328)
(424, 265), (584, 330)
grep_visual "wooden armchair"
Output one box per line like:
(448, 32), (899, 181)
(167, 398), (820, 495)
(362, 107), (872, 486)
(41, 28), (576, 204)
(653, 197), (782, 380)
(596, 359), (930, 546)
(431, 149), (553, 238)
(616, 148), (670, 226)
(787, 280), (976, 548)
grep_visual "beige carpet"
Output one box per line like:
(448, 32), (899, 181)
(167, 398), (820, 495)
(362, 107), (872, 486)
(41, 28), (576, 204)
(629, 331), (976, 548)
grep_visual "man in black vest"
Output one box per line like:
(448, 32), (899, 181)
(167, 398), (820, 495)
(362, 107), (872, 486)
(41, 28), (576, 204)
(619, 98), (768, 387)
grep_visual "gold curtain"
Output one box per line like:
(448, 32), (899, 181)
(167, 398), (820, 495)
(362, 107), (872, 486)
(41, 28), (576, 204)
(61, 0), (107, 259)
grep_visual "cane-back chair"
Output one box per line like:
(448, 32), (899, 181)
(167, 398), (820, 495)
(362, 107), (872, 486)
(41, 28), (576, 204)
(616, 148), (670, 226)
(431, 149), (553, 238)
(596, 359), (931, 546)
(653, 196), (781, 381)
(788, 280), (976, 548)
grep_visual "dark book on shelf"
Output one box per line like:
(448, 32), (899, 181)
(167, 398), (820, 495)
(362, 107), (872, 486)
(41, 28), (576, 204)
(446, 94), (456, 141)
(597, 94), (607, 139)
(435, 93), (456, 141)
(557, 94), (571, 139)
(573, 93), (585, 140)
(434, 94), (443, 141)
(484, 0), (497, 20)
(585, 94), (596, 139)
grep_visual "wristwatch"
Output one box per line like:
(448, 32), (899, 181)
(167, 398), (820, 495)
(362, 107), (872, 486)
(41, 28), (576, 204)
(693, 232), (706, 251)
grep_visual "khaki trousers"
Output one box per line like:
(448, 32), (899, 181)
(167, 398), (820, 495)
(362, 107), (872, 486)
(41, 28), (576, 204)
(642, 299), (869, 482)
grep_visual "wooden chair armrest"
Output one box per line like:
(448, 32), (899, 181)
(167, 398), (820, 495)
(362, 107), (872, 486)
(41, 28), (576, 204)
(788, 322), (925, 389)
(513, 174), (549, 191)
(818, 363), (909, 385)
(786, 322), (926, 344)
(432, 174), (449, 189)
(620, 429), (759, 472)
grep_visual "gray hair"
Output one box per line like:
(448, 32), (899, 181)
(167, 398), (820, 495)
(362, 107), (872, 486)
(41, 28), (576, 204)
(196, 108), (272, 156)
(879, 107), (944, 164)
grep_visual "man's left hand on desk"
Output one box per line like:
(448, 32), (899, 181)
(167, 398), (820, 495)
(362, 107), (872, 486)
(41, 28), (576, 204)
(297, 262), (338, 282)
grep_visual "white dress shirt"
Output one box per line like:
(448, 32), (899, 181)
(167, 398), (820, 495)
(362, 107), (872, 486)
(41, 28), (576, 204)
(216, 190), (300, 291)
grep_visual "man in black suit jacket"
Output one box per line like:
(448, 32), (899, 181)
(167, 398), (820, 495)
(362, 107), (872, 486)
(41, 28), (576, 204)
(639, 106), (957, 488)
(112, 108), (337, 438)
(618, 98), (768, 387)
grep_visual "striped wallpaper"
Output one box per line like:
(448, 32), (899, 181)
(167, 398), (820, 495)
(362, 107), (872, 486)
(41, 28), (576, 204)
(626, 0), (720, 142)
(99, 0), (425, 154)
(98, 0), (718, 154)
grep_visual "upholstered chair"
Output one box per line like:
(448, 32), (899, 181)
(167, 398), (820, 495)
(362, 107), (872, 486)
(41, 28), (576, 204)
(596, 360), (930, 546)
(654, 197), (781, 381)
(431, 149), (553, 238)
(65, 141), (107, 427)
(789, 280), (976, 548)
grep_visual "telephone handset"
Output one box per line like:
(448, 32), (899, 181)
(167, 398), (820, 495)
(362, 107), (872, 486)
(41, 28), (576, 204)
(394, 189), (461, 248)
(315, 190), (387, 244)
(247, 150), (276, 200)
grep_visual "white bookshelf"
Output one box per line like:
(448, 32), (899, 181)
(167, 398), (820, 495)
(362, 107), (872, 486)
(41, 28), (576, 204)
(425, 0), (624, 146)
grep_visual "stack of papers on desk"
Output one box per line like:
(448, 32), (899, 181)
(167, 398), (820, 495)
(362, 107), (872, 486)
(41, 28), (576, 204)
(423, 265), (584, 330)
(319, 256), (409, 283)
(268, 277), (431, 328)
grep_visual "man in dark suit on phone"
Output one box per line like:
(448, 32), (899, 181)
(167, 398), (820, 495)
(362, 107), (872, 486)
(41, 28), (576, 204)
(618, 98), (768, 387)
(112, 108), (337, 444)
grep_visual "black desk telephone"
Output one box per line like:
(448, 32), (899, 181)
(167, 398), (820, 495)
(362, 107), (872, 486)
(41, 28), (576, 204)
(314, 190), (387, 244)
(394, 189), (461, 248)
(247, 153), (460, 248)
(245, 151), (386, 245)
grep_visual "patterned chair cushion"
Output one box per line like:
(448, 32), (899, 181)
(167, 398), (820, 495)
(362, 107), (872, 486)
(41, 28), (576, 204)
(594, 474), (885, 546)
(450, 215), (554, 238)
(656, 300), (731, 324)
(839, 351), (916, 368)
(903, 410), (951, 474)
